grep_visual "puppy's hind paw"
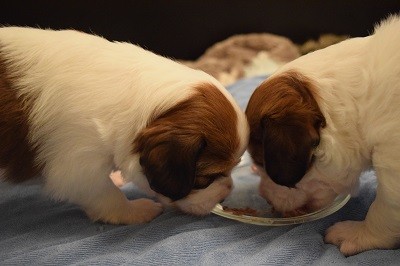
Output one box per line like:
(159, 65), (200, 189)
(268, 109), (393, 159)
(325, 220), (396, 256)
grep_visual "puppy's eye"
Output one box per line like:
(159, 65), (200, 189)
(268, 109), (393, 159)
(312, 139), (320, 148)
(309, 154), (316, 167)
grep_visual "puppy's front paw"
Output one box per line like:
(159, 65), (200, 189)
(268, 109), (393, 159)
(86, 198), (163, 225)
(109, 171), (126, 187)
(174, 176), (233, 216)
(174, 190), (216, 216)
(325, 220), (396, 256)
(126, 198), (163, 223)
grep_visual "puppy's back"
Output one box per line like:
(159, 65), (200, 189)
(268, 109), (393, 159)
(0, 27), (207, 182)
(367, 15), (400, 75)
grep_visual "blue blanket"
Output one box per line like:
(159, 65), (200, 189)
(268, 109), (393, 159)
(1, 76), (398, 265)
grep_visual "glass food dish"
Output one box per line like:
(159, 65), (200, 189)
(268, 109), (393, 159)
(211, 152), (351, 226)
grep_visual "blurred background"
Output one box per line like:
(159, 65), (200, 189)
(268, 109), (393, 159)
(2, 0), (399, 59)
(2, 0), (400, 85)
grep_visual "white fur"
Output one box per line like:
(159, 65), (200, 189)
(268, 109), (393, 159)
(155, 175), (233, 215)
(0, 27), (248, 224)
(258, 15), (400, 255)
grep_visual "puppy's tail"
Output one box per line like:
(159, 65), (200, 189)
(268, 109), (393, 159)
(367, 14), (400, 73)
(375, 14), (400, 30)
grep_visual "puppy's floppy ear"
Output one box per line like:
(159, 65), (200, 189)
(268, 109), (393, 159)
(134, 123), (206, 201)
(262, 116), (311, 187)
(246, 70), (325, 187)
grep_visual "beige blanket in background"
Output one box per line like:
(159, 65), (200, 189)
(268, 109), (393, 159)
(182, 33), (347, 86)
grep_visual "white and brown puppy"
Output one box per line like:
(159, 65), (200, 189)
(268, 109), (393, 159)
(246, 16), (400, 255)
(0, 27), (249, 224)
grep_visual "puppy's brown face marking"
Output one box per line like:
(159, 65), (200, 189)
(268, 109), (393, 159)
(245, 71), (325, 187)
(0, 52), (42, 182)
(133, 83), (240, 200)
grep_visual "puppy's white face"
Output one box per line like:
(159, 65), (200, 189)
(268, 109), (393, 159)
(253, 164), (337, 215)
(133, 83), (248, 215)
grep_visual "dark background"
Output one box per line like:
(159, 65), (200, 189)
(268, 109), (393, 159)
(1, 0), (399, 60)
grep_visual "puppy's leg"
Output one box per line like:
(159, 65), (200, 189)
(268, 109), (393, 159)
(173, 175), (233, 215)
(110, 170), (126, 187)
(325, 150), (400, 255)
(44, 155), (162, 224)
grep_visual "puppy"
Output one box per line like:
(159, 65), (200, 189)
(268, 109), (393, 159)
(246, 16), (400, 255)
(0, 27), (249, 224)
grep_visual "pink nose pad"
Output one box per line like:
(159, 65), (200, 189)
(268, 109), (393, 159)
(250, 164), (259, 174)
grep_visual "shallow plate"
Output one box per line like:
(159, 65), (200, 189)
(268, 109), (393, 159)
(211, 152), (351, 226)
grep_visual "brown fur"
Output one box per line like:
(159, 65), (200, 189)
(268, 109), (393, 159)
(133, 83), (239, 200)
(0, 53), (42, 182)
(245, 71), (325, 187)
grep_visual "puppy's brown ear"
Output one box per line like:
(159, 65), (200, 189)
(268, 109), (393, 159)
(247, 71), (325, 187)
(262, 116), (312, 187)
(134, 123), (206, 201)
